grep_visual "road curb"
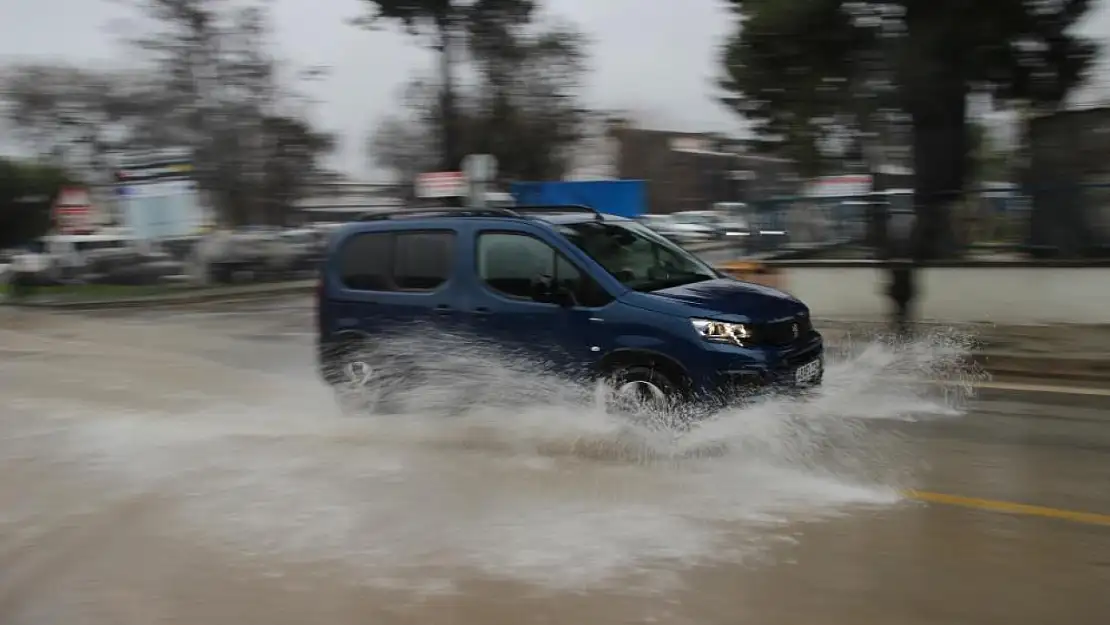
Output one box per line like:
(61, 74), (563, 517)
(814, 322), (1110, 383)
(971, 352), (1110, 384)
(964, 381), (1110, 410)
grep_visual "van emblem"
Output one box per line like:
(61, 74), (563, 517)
(791, 323), (799, 338)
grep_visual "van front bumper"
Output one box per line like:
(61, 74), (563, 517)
(698, 333), (825, 399)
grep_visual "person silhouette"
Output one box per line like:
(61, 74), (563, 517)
(886, 207), (917, 339)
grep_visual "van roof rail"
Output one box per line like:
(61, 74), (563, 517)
(512, 204), (603, 220)
(354, 204), (606, 222)
(356, 208), (520, 221)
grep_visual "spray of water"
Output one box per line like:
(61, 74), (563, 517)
(326, 326), (984, 462)
(0, 322), (985, 610)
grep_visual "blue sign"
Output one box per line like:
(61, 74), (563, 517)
(510, 180), (646, 218)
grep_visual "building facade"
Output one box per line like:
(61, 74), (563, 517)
(1026, 105), (1110, 256)
(609, 126), (801, 214)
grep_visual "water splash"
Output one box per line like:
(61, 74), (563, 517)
(0, 324), (982, 609)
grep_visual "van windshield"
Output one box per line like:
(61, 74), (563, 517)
(555, 220), (720, 292)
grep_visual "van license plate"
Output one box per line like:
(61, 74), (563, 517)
(794, 359), (821, 384)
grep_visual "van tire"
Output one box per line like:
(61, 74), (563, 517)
(326, 339), (383, 416)
(606, 364), (683, 415)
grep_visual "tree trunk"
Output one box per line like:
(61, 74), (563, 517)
(436, 20), (460, 172)
(904, 4), (969, 261)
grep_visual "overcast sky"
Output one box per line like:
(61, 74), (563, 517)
(3, 0), (1109, 179)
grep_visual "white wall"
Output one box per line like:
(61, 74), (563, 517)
(777, 266), (1110, 325)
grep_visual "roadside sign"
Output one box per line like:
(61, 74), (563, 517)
(113, 148), (203, 239)
(52, 187), (95, 234)
(415, 171), (466, 198)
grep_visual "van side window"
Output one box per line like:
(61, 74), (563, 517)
(477, 232), (612, 307)
(477, 233), (552, 298)
(338, 232), (392, 291)
(394, 231), (454, 290)
(556, 255), (613, 308)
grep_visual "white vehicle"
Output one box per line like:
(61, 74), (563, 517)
(45, 230), (136, 259)
(635, 214), (712, 243)
(668, 212), (721, 242)
(711, 203), (754, 237)
(21, 231), (138, 279)
(7, 229), (185, 286)
(637, 214), (678, 234)
(198, 226), (322, 283)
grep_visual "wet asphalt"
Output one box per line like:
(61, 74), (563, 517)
(0, 298), (1107, 625)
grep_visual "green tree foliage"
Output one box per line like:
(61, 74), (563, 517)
(466, 20), (590, 181)
(0, 159), (75, 248)
(719, 0), (1099, 258)
(966, 120), (1015, 186)
(719, 0), (878, 177)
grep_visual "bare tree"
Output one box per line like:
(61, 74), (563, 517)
(0, 64), (148, 181)
(1, 0), (335, 227)
(353, 0), (537, 170)
(366, 16), (593, 186)
(368, 115), (438, 191)
(118, 0), (335, 225)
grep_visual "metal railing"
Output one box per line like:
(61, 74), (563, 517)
(692, 182), (1110, 261)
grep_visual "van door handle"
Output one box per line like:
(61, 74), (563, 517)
(433, 305), (453, 314)
(471, 307), (492, 316)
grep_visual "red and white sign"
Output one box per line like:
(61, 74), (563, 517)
(415, 171), (466, 198)
(804, 175), (873, 199)
(52, 187), (96, 234)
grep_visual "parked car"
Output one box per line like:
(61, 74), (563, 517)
(642, 213), (717, 244)
(671, 210), (728, 240)
(315, 205), (824, 419)
(636, 214), (686, 242)
(636, 214), (675, 234)
(198, 227), (317, 283)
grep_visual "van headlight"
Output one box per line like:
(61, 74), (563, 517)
(691, 318), (753, 346)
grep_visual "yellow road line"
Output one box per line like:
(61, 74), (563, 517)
(905, 490), (1110, 527)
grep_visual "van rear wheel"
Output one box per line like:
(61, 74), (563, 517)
(327, 342), (384, 416)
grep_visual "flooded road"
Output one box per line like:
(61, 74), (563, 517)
(1, 299), (1108, 625)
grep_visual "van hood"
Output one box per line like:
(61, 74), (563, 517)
(621, 278), (807, 323)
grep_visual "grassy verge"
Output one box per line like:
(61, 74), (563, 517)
(1, 279), (317, 308)
(1, 282), (192, 302)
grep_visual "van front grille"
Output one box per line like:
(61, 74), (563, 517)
(756, 315), (812, 346)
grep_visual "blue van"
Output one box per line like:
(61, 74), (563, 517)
(316, 206), (823, 413)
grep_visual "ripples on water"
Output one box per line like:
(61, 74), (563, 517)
(0, 326), (985, 613)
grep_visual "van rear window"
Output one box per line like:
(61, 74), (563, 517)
(394, 232), (453, 290)
(338, 232), (392, 290)
(337, 230), (455, 292)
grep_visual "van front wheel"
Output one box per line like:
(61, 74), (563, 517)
(605, 365), (682, 419)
